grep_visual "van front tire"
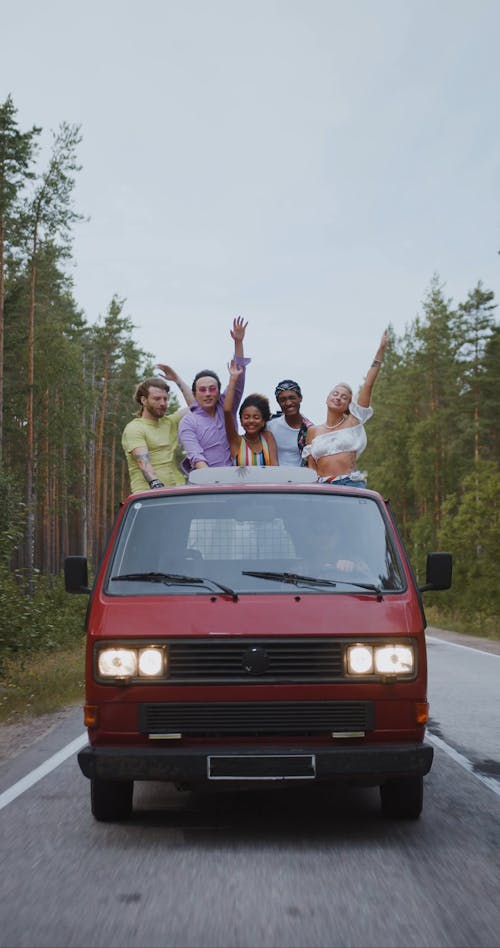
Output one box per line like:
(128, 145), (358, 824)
(380, 775), (423, 819)
(91, 777), (134, 821)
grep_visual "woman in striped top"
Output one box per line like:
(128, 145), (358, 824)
(223, 361), (278, 467)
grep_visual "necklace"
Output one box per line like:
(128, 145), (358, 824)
(324, 416), (345, 430)
(244, 434), (262, 448)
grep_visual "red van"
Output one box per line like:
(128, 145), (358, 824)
(66, 467), (452, 822)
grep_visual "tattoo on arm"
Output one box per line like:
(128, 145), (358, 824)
(132, 448), (156, 484)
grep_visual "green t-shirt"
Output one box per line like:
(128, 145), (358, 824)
(121, 411), (185, 494)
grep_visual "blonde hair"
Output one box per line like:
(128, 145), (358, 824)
(335, 382), (353, 397)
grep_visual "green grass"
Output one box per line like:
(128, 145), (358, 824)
(425, 606), (500, 640)
(0, 639), (85, 724)
(0, 607), (498, 728)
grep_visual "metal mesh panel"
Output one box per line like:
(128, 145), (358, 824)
(187, 518), (296, 561)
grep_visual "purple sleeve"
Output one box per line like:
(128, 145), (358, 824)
(178, 413), (207, 466)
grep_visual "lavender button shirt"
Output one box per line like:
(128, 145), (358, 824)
(178, 356), (251, 469)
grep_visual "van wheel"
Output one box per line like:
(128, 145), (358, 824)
(380, 776), (423, 819)
(91, 778), (134, 821)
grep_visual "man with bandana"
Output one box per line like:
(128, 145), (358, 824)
(267, 380), (314, 466)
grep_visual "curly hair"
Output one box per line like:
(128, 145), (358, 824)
(239, 393), (271, 425)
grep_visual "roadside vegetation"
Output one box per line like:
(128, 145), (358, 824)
(0, 640), (85, 723)
(0, 96), (499, 723)
(0, 565), (87, 722)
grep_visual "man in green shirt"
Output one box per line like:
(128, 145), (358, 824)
(122, 365), (194, 494)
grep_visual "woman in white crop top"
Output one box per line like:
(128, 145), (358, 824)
(302, 330), (388, 487)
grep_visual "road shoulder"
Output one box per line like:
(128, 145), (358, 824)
(0, 704), (82, 765)
(426, 626), (500, 655)
(1, 628), (499, 763)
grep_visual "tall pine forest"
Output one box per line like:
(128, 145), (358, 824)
(0, 96), (499, 667)
(363, 278), (499, 634)
(0, 97), (163, 662)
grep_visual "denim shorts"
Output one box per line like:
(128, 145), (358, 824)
(318, 471), (367, 489)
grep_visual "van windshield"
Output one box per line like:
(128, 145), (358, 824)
(106, 491), (405, 595)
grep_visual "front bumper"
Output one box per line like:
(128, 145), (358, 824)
(78, 742), (433, 784)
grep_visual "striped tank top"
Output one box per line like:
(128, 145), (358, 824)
(233, 434), (271, 467)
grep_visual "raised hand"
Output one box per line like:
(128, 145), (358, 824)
(230, 316), (248, 344)
(227, 359), (244, 381)
(371, 329), (389, 367)
(154, 363), (177, 382)
(379, 329), (389, 352)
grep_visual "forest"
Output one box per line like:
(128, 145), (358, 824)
(0, 95), (499, 668)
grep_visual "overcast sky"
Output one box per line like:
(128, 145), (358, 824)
(2, 0), (499, 421)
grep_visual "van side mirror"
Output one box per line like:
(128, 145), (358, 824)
(65, 555), (90, 594)
(419, 552), (452, 592)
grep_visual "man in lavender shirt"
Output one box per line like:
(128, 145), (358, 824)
(179, 317), (250, 470)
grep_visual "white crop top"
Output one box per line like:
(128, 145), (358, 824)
(301, 401), (373, 462)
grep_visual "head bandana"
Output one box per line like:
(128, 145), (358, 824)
(274, 379), (302, 401)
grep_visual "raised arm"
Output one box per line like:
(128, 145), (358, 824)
(223, 317), (250, 412)
(154, 364), (195, 409)
(230, 316), (248, 359)
(223, 361), (244, 456)
(357, 329), (389, 408)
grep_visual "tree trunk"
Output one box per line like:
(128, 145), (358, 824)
(61, 443), (69, 568)
(41, 388), (49, 572)
(94, 351), (109, 562)
(24, 240), (37, 588)
(0, 219), (4, 464)
(110, 433), (116, 526)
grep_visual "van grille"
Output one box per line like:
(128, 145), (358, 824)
(167, 638), (344, 682)
(139, 701), (374, 736)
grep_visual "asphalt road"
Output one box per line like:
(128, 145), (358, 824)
(1, 628), (499, 948)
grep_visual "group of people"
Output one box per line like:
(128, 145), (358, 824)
(121, 317), (389, 495)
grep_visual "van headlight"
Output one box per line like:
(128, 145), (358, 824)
(347, 643), (415, 678)
(96, 646), (166, 680)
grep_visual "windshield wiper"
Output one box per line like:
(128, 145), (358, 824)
(110, 572), (238, 601)
(242, 570), (337, 589)
(111, 571), (203, 584)
(241, 570), (383, 599)
(331, 579), (384, 600)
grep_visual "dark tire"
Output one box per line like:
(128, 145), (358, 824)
(380, 775), (423, 819)
(91, 778), (134, 822)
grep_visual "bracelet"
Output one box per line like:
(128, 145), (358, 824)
(149, 478), (165, 489)
(371, 359), (382, 367)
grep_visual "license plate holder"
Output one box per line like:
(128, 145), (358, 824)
(208, 754), (316, 780)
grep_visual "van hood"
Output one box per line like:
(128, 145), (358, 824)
(94, 591), (419, 638)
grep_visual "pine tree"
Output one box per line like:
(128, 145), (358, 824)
(17, 122), (83, 582)
(438, 460), (500, 634)
(89, 296), (151, 564)
(0, 95), (40, 462)
(453, 282), (498, 463)
(481, 326), (500, 463)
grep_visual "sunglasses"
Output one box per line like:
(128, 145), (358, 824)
(197, 384), (218, 394)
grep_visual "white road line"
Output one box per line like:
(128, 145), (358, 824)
(426, 634), (500, 658)
(0, 732), (88, 811)
(427, 731), (500, 799)
(3, 712), (499, 811)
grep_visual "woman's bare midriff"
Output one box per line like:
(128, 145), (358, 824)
(316, 449), (357, 479)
